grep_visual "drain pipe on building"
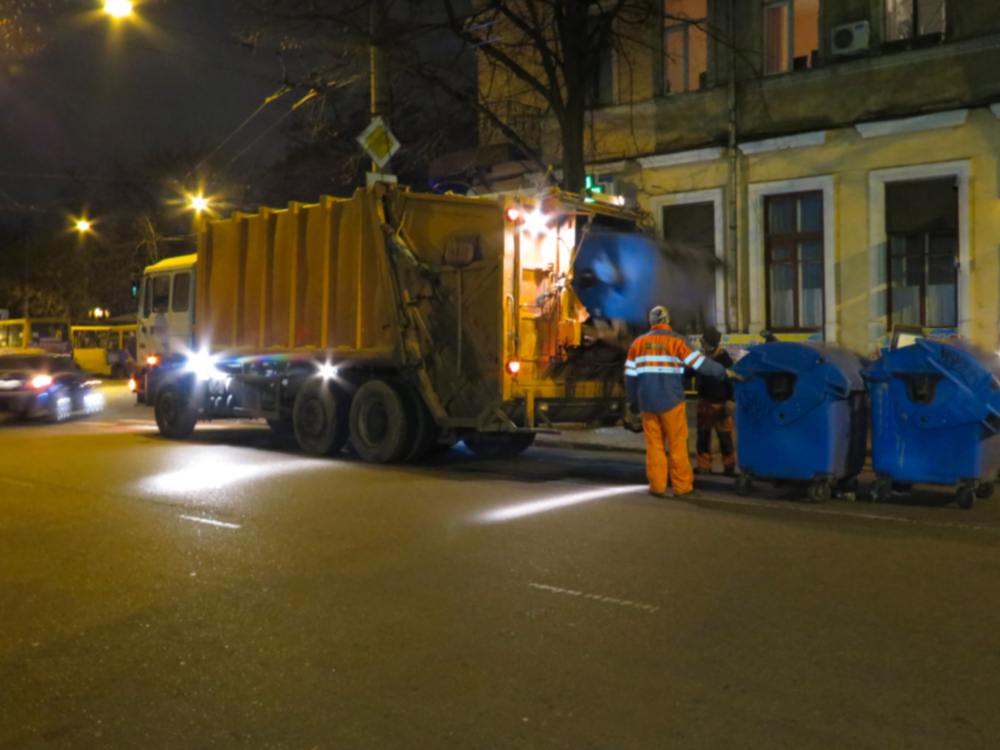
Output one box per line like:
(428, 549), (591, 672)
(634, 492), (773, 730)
(726, 0), (742, 334)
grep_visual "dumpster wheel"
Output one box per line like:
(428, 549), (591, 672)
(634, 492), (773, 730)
(956, 482), (976, 510)
(734, 474), (754, 496)
(869, 477), (892, 504)
(805, 480), (832, 503)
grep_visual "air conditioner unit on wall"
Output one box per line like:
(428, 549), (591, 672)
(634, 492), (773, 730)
(831, 20), (871, 57)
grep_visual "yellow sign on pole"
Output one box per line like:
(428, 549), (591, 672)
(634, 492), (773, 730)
(357, 116), (400, 168)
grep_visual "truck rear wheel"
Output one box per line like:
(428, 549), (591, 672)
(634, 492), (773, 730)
(464, 432), (536, 459)
(155, 384), (198, 439)
(399, 383), (437, 462)
(293, 380), (348, 456)
(349, 379), (410, 463)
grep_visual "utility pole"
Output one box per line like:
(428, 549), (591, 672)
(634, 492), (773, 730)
(21, 217), (30, 319)
(369, 0), (390, 173)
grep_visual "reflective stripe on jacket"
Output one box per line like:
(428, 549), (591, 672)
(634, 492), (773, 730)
(625, 324), (726, 413)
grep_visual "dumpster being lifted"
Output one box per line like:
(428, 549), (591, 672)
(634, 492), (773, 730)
(732, 342), (868, 501)
(864, 339), (1000, 509)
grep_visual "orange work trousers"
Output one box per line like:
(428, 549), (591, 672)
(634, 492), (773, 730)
(642, 402), (693, 495)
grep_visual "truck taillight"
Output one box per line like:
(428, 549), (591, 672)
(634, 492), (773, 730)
(146, 354), (159, 367)
(506, 360), (522, 376)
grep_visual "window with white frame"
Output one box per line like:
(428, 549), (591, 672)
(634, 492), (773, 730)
(886, 0), (946, 42)
(885, 177), (957, 328)
(661, 201), (718, 332)
(663, 0), (708, 94)
(764, 191), (824, 331)
(763, 0), (820, 75)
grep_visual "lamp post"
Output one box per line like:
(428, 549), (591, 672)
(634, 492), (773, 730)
(102, 0), (134, 19)
(74, 216), (95, 314)
(187, 193), (211, 235)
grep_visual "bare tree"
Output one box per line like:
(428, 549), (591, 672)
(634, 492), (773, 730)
(442, 0), (658, 192)
(241, 1), (668, 194)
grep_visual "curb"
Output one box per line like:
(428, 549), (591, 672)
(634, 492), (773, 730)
(534, 437), (645, 455)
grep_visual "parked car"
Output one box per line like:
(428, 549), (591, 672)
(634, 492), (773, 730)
(0, 354), (104, 422)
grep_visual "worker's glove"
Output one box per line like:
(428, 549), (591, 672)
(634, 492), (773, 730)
(623, 404), (643, 433)
(623, 413), (644, 433)
(726, 369), (746, 382)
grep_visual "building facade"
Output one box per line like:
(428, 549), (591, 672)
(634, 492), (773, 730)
(465, 0), (1000, 354)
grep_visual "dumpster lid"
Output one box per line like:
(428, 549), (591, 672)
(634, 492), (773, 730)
(733, 342), (867, 393)
(866, 339), (1000, 393)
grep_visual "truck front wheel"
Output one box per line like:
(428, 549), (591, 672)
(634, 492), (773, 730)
(293, 380), (348, 456)
(155, 384), (198, 439)
(349, 379), (410, 463)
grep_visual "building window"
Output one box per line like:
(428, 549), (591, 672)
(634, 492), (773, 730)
(764, 0), (819, 75)
(886, 177), (957, 328)
(661, 200), (718, 333)
(664, 0), (708, 94)
(586, 16), (615, 107)
(764, 191), (824, 330)
(886, 0), (946, 42)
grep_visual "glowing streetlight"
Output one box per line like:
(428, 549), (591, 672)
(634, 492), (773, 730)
(75, 218), (93, 234)
(189, 194), (210, 214)
(102, 0), (134, 19)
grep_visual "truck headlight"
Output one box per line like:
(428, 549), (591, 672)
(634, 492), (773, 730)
(186, 349), (223, 381)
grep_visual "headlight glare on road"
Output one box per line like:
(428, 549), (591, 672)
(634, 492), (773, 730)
(139, 455), (325, 495)
(475, 484), (646, 523)
(83, 391), (105, 414)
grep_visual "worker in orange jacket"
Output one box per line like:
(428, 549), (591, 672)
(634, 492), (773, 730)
(625, 306), (727, 498)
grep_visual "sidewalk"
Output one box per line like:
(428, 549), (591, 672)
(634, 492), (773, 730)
(535, 408), (702, 455)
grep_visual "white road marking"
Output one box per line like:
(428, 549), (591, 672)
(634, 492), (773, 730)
(179, 514), (241, 530)
(695, 494), (996, 533)
(528, 582), (660, 614)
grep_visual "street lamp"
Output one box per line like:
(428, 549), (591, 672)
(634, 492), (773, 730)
(189, 194), (210, 214)
(102, 0), (134, 19)
(74, 218), (93, 234)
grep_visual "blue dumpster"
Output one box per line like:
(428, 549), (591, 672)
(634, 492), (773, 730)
(864, 339), (1000, 508)
(732, 342), (868, 501)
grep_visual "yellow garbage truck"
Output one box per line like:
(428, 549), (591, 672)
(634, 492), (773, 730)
(143, 183), (645, 461)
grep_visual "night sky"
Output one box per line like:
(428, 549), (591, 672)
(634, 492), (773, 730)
(1, 0), (289, 208)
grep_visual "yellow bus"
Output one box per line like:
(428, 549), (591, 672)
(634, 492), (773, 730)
(70, 324), (138, 377)
(0, 318), (71, 355)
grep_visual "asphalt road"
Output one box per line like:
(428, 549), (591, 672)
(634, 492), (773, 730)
(2, 385), (999, 749)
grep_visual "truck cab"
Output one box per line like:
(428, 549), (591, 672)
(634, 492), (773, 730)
(134, 254), (196, 401)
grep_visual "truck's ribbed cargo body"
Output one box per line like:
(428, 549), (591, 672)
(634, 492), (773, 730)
(193, 187), (628, 431)
(196, 192), (396, 356)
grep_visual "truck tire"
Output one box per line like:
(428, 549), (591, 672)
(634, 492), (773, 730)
(293, 380), (348, 456)
(349, 379), (410, 463)
(155, 384), (198, 439)
(399, 382), (437, 462)
(463, 432), (536, 459)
